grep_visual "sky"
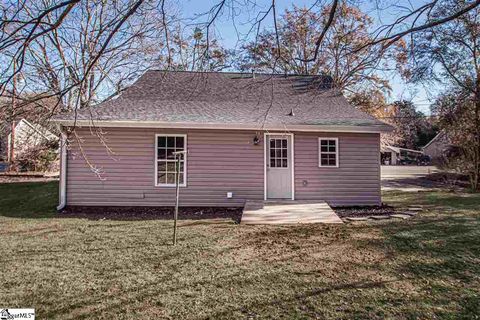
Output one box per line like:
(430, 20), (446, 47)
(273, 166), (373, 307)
(176, 0), (440, 114)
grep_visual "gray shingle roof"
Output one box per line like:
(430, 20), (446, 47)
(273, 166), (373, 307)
(56, 71), (391, 130)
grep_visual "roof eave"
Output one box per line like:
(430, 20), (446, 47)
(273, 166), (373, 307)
(53, 119), (394, 134)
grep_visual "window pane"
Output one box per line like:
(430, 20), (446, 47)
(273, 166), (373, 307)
(282, 149), (287, 158)
(321, 140), (328, 146)
(270, 149), (275, 158)
(321, 146), (328, 152)
(329, 145), (336, 152)
(276, 149), (282, 157)
(282, 139), (287, 148)
(166, 162), (176, 172)
(157, 148), (166, 159)
(166, 148), (175, 159)
(282, 159), (287, 167)
(176, 136), (184, 149)
(275, 140), (281, 148)
(158, 162), (166, 172)
(320, 153), (336, 166)
(167, 136), (175, 148)
(179, 172), (184, 184)
(276, 159), (281, 167)
(270, 159), (275, 167)
(158, 137), (167, 148)
(157, 172), (166, 184)
(270, 140), (275, 148)
(167, 173), (176, 184)
(179, 161), (184, 172)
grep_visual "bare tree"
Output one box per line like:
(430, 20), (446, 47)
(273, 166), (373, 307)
(1, 0), (164, 113)
(239, 3), (403, 94)
(410, 0), (480, 190)
(1, 0), (479, 106)
(1, 0), (479, 159)
(155, 24), (231, 71)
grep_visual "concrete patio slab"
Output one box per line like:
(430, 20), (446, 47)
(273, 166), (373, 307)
(241, 200), (343, 225)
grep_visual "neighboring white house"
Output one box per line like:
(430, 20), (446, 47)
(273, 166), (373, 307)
(422, 131), (452, 162)
(7, 119), (57, 161)
(381, 145), (424, 165)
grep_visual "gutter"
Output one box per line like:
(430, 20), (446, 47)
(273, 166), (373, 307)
(52, 119), (394, 134)
(57, 130), (68, 211)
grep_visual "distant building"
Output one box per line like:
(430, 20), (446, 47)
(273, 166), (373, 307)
(381, 145), (424, 165)
(422, 131), (452, 162)
(6, 119), (57, 162)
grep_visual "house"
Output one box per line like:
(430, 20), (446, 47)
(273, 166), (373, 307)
(6, 118), (57, 162)
(381, 145), (424, 165)
(422, 131), (452, 162)
(53, 71), (392, 210)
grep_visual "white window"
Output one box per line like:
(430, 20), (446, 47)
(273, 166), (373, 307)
(319, 138), (339, 167)
(155, 134), (187, 186)
(269, 138), (289, 168)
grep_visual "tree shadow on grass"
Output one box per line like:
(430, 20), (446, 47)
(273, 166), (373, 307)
(381, 216), (479, 280)
(383, 190), (480, 212)
(365, 215), (480, 318)
(0, 181), (58, 218)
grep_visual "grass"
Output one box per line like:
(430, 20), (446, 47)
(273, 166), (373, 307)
(0, 182), (479, 319)
(0, 181), (58, 218)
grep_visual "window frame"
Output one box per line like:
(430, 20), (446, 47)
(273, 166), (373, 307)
(268, 137), (289, 169)
(318, 137), (339, 168)
(154, 134), (187, 187)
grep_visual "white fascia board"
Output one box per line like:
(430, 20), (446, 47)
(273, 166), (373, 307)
(53, 119), (393, 133)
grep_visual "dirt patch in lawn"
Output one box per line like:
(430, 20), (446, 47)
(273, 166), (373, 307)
(333, 205), (396, 218)
(60, 206), (243, 222)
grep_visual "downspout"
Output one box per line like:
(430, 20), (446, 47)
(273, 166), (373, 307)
(57, 129), (68, 211)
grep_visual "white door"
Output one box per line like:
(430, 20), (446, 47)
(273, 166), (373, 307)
(266, 135), (293, 199)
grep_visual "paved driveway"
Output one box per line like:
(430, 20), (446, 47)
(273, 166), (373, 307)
(381, 165), (439, 179)
(381, 166), (444, 191)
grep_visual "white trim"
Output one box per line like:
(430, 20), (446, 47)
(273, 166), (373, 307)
(57, 131), (68, 210)
(291, 134), (295, 201)
(264, 133), (295, 201)
(154, 133), (187, 188)
(55, 119), (393, 133)
(319, 137), (339, 168)
(263, 133), (267, 201)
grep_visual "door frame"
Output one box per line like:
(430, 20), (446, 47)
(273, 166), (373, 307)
(264, 132), (295, 201)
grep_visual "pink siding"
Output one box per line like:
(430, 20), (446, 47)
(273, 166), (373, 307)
(66, 128), (380, 207)
(295, 132), (381, 206)
(67, 128), (264, 206)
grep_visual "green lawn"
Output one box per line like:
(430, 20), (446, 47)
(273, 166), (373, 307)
(0, 182), (479, 319)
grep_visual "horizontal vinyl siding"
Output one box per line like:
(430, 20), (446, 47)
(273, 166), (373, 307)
(66, 128), (381, 207)
(294, 132), (381, 206)
(66, 128), (264, 206)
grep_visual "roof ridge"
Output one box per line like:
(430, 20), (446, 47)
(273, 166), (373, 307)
(145, 69), (333, 78)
